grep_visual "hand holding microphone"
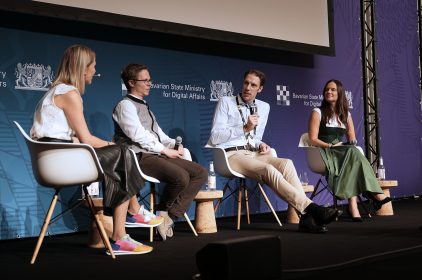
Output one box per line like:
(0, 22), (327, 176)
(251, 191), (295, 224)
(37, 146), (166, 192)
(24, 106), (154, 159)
(174, 136), (182, 150)
(244, 103), (258, 132)
(249, 103), (257, 115)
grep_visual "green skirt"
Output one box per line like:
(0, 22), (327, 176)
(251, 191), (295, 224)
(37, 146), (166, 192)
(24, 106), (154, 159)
(320, 146), (382, 199)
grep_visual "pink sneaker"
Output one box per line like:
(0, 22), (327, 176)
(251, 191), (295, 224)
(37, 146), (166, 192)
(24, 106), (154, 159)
(125, 206), (164, 228)
(107, 234), (153, 255)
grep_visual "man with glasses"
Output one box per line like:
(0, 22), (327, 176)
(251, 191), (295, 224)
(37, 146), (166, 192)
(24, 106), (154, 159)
(113, 64), (207, 241)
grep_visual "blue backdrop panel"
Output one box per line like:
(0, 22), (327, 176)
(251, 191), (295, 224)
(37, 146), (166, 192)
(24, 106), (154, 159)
(0, 0), (420, 240)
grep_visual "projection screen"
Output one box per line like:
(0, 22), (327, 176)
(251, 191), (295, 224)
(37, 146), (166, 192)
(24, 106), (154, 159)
(32, 0), (334, 55)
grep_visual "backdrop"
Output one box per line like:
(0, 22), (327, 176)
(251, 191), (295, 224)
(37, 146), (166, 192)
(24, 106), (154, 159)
(0, 0), (420, 240)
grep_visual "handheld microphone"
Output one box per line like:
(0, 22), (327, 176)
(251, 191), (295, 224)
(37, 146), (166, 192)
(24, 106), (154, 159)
(93, 74), (101, 77)
(249, 103), (257, 115)
(174, 136), (182, 150)
(249, 103), (258, 129)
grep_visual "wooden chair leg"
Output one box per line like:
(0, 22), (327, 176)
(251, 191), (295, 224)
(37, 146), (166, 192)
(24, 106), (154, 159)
(184, 213), (198, 236)
(244, 185), (251, 225)
(257, 183), (282, 227)
(150, 184), (156, 242)
(30, 192), (59, 264)
(84, 187), (115, 259)
(237, 186), (242, 230)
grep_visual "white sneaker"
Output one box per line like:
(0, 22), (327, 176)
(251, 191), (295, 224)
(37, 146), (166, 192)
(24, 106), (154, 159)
(139, 205), (158, 220)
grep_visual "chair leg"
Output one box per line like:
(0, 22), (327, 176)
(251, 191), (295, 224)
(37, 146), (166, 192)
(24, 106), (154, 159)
(150, 184), (156, 242)
(49, 199), (84, 225)
(244, 184), (251, 225)
(257, 183), (282, 227)
(237, 186), (242, 230)
(214, 181), (230, 213)
(30, 191), (59, 264)
(84, 187), (115, 259)
(310, 177), (323, 199)
(184, 213), (198, 236)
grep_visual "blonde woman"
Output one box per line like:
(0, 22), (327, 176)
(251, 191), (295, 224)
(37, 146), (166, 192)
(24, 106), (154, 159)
(31, 45), (162, 254)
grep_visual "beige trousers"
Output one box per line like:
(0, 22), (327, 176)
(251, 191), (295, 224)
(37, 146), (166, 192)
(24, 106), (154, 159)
(227, 150), (312, 214)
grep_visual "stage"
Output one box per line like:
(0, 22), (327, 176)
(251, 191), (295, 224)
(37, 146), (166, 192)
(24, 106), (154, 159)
(1, 198), (421, 279)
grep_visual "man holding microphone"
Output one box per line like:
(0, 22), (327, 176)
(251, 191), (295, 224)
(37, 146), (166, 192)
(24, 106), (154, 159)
(113, 63), (207, 241)
(208, 69), (342, 233)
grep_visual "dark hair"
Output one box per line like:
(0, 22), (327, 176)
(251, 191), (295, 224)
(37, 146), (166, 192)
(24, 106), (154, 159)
(121, 63), (149, 93)
(320, 79), (349, 125)
(243, 69), (266, 87)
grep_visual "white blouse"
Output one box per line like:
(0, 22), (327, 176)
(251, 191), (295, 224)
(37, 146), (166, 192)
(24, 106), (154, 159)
(31, 84), (78, 141)
(313, 107), (350, 128)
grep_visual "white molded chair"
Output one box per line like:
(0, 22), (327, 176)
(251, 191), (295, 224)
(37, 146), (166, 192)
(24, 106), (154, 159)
(206, 145), (282, 230)
(134, 148), (198, 242)
(298, 133), (330, 202)
(298, 132), (370, 215)
(13, 121), (115, 264)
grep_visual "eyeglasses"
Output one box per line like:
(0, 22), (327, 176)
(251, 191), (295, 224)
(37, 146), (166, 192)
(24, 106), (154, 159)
(132, 79), (153, 84)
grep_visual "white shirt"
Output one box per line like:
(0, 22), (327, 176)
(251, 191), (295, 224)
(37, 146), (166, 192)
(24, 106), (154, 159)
(313, 107), (350, 128)
(112, 95), (175, 154)
(30, 84), (77, 141)
(208, 95), (270, 149)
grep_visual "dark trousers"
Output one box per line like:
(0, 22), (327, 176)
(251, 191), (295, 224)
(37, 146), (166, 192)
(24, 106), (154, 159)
(138, 153), (207, 217)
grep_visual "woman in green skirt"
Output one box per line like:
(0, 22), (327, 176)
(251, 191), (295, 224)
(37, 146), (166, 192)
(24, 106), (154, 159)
(308, 79), (391, 222)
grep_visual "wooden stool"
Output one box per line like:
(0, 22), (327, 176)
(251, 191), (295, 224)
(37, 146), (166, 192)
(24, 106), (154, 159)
(194, 190), (223, 233)
(376, 180), (398, 216)
(286, 185), (315, 224)
(83, 198), (113, 248)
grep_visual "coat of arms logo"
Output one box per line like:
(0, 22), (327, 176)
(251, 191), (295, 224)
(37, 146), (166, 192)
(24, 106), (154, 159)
(210, 80), (234, 101)
(15, 63), (53, 91)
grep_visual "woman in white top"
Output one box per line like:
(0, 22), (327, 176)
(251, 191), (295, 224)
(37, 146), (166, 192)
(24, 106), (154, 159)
(31, 45), (162, 254)
(308, 79), (391, 222)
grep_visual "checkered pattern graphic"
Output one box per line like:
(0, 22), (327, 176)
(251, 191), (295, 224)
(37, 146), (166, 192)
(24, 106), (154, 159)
(276, 85), (290, 106)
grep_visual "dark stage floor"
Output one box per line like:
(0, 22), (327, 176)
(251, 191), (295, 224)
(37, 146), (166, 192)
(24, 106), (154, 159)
(1, 197), (421, 279)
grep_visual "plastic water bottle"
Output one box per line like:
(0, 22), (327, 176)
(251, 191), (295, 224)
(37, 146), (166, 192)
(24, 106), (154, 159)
(300, 172), (309, 186)
(207, 161), (216, 191)
(377, 156), (385, 180)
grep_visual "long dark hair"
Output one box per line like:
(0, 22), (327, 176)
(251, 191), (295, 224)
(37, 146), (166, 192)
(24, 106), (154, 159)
(320, 79), (349, 125)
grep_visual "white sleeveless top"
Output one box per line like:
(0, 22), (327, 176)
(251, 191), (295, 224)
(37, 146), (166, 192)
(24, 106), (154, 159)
(313, 107), (350, 128)
(30, 84), (79, 141)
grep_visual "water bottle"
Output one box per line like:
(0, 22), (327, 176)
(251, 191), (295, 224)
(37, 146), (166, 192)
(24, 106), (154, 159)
(207, 161), (216, 191)
(377, 156), (385, 180)
(300, 172), (309, 186)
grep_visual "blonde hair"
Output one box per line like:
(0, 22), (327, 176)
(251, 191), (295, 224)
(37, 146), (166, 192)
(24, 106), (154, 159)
(51, 44), (96, 94)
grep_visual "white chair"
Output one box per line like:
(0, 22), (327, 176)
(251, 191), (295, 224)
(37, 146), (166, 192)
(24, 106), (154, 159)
(13, 121), (115, 264)
(298, 133), (370, 215)
(134, 148), (198, 242)
(298, 133), (333, 204)
(206, 146), (282, 230)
